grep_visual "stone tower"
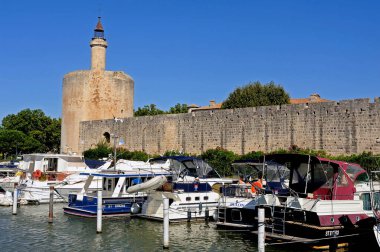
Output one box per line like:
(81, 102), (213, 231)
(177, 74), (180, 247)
(61, 17), (134, 154)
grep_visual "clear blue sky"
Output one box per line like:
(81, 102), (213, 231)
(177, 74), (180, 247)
(1, 0), (379, 121)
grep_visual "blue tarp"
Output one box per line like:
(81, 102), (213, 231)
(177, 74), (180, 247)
(84, 159), (106, 169)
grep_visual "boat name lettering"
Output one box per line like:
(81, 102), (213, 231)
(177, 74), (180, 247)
(325, 230), (339, 237)
(229, 202), (246, 207)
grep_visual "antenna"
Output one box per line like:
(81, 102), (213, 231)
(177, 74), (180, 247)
(97, 0), (103, 18)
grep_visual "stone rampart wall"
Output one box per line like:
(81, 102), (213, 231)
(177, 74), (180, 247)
(79, 98), (380, 155)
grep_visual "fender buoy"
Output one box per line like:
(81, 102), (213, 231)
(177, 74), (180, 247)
(34, 169), (42, 179)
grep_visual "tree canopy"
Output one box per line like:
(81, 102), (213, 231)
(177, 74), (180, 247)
(134, 104), (165, 117)
(221, 81), (290, 109)
(0, 109), (61, 158)
(134, 103), (188, 117)
(167, 103), (188, 114)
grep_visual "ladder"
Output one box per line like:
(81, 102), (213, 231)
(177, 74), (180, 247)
(217, 195), (227, 223)
(270, 204), (286, 235)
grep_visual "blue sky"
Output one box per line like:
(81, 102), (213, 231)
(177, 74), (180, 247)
(0, 0), (379, 121)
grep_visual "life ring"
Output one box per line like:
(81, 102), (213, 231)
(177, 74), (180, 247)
(34, 169), (42, 178)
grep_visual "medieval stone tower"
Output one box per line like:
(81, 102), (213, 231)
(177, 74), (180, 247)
(61, 18), (134, 154)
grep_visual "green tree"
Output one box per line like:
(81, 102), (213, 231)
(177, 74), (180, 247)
(238, 151), (265, 161)
(221, 81), (290, 109)
(199, 147), (238, 177)
(118, 149), (150, 161)
(0, 129), (25, 158)
(0, 129), (42, 158)
(2, 109), (50, 135)
(1, 109), (61, 154)
(134, 104), (165, 117)
(168, 103), (188, 114)
(83, 140), (112, 160)
(44, 118), (61, 152)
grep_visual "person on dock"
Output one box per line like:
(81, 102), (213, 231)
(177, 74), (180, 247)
(251, 171), (263, 194)
(238, 175), (245, 185)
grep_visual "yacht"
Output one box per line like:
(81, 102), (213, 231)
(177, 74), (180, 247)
(137, 156), (233, 222)
(216, 154), (380, 249)
(0, 153), (110, 204)
(63, 170), (170, 217)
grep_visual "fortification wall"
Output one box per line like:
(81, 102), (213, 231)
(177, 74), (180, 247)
(79, 98), (380, 155)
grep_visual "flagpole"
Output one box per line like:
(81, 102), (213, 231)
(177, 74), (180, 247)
(113, 134), (117, 171)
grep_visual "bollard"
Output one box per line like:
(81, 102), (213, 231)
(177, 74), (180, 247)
(205, 206), (209, 221)
(163, 197), (169, 249)
(258, 208), (265, 252)
(96, 189), (103, 233)
(187, 209), (191, 222)
(12, 183), (18, 215)
(48, 186), (54, 223)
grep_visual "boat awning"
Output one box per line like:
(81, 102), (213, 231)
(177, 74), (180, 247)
(79, 172), (170, 178)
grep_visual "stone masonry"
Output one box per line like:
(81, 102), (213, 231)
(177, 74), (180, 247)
(79, 98), (380, 156)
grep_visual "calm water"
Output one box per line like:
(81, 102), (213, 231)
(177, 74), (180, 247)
(0, 204), (363, 252)
(0, 204), (288, 252)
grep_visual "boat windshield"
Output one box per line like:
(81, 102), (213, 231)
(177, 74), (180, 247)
(346, 165), (368, 183)
(231, 162), (263, 180)
(266, 162), (289, 184)
(161, 157), (220, 179)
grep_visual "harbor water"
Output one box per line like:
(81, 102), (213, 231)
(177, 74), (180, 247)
(0, 203), (281, 252)
(0, 204), (362, 252)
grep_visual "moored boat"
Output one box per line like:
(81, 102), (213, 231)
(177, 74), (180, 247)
(216, 154), (380, 249)
(63, 170), (170, 217)
(137, 156), (233, 222)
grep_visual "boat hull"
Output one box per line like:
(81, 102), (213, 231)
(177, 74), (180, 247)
(63, 195), (145, 218)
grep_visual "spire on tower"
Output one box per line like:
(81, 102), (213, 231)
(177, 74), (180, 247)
(93, 17), (105, 39)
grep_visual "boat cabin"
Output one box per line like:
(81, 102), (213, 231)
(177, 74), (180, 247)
(20, 153), (90, 181)
(263, 154), (369, 200)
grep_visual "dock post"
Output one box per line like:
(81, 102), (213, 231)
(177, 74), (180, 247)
(258, 208), (265, 252)
(48, 186), (54, 223)
(163, 197), (169, 249)
(96, 189), (103, 234)
(187, 209), (191, 222)
(12, 183), (18, 215)
(205, 206), (209, 221)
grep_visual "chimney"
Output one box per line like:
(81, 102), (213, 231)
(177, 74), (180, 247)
(309, 94), (320, 102)
(209, 100), (216, 107)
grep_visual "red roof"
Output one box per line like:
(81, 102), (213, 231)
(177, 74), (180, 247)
(95, 17), (104, 31)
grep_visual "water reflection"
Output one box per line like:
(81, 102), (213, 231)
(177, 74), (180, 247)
(0, 204), (356, 252)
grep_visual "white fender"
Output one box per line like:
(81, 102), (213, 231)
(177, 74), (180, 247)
(127, 175), (167, 194)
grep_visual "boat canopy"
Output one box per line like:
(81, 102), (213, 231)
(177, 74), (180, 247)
(261, 154), (368, 200)
(149, 156), (220, 179)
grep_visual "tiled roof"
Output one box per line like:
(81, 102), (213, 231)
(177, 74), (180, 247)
(188, 101), (222, 112)
(290, 94), (331, 104)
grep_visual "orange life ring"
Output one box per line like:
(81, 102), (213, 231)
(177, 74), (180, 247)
(34, 169), (42, 178)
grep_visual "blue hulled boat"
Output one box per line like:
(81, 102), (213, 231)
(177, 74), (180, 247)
(63, 170), (170, 218)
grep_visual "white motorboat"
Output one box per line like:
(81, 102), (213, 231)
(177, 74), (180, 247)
(137, 156), (234, 222)
(0, 153), (108, 204)
(0, 186), (13, 206)
(63, 168), (171, 217)
(14, 155), (171, 204)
